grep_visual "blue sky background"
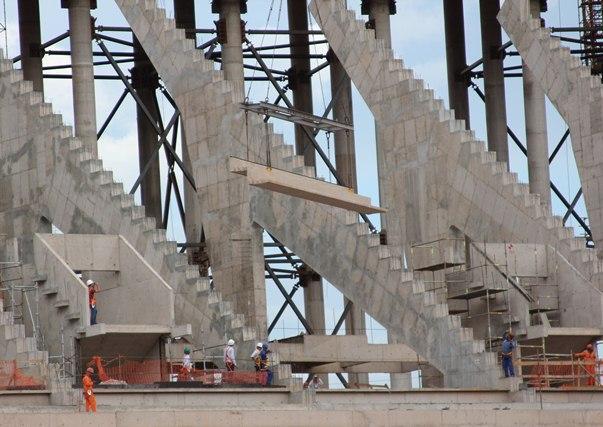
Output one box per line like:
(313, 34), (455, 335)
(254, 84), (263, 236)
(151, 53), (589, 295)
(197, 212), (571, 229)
(2, 0), (586, 387)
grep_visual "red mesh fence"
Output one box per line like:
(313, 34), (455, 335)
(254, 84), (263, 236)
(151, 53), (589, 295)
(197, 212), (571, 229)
(84, 356), (269, 386)
(0, 360), (46, 390)
(520, 360), (601, 388)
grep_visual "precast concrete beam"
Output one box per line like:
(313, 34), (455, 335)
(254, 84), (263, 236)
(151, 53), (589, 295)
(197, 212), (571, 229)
(479, 0), (509, 167)
(287, 0), (316, 168)
(523, 0), (551, 212)
(64, 0), (98, 156)
(443, 0), (470, 128)
(132, 37), (163, 225)
(18, 0), (44, 93)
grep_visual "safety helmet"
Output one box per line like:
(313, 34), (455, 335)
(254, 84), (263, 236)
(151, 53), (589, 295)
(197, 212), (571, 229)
(228, 339), (235, 346)
(86, 367), (94, 374)
(184, 347), (190, 354)
(86, 279), (94, 286)
(256, 342), (263, 348)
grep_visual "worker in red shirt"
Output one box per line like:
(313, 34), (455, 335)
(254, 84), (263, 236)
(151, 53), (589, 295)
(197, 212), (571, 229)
(83, 367), (97, 413)
(575, 343), (598, 386)
(86, 279), (100, 325)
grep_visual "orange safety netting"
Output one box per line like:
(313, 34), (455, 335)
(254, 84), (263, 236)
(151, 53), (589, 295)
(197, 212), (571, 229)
(0, 360), (45, 390)
(521, 360), (601, 388)
(86, 356), (269, 386)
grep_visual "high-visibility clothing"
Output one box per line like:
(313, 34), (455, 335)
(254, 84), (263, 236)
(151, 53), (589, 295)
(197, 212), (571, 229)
(575, 350), (597, 386)
(83, 374), (97, 413)
(88, 288), (96, 308)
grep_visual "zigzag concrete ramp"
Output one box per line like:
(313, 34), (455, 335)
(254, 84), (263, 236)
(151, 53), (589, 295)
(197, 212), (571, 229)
(309, 0), (595, 280)
(0, 52), (255, 357)
(499, 0), (603, 259)
(251, 187), (501, 388)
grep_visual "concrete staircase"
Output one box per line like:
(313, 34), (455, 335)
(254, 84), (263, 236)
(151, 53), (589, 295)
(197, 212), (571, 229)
(110, 0), (506, 387)
(309, 0), (596, 279)
(0, 55), (256, 359)
(499, 0), (603, 265)
(0, 300), (47, 379)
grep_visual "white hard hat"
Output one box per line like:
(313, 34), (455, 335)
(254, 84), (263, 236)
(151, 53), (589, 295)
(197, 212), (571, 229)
(228, 339), (235, 346)
(256, 342), (263, 348)
(86, 279), (94, 286)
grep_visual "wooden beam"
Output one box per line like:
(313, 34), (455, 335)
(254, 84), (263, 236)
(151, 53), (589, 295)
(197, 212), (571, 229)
(230, 157), (386, 214)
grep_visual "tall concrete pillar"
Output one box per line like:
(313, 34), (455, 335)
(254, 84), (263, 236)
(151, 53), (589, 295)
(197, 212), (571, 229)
(287, 0), (316, 167)
(523, 0), (551, 211)
(361, 0), (404, 390)
(214, 0), (245, 91)
(299, 266), (328, 386)
(174, 0), (196, 40)
(479, 0), (509, 166)
(360, 0), (394, 230)
(443, 0), (470, 128)
(361, 0), (393, 48)
(174, 0), (201, 245)
(65, 0), (98, 157)
(18, 0), (44, 93)
(327, 48), (368, 387)
(131, 37), (162, 225)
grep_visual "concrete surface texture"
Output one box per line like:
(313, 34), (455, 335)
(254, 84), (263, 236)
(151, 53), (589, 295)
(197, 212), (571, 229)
(1, 407), (603, 427)
(309, 0), (596, 280)
(0, 52), (255, 364)
(499, 0), (603, 260)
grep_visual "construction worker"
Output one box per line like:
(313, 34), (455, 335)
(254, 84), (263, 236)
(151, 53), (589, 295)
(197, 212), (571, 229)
(575, 343), (597, 386)
(251, 342), (263, 372)
(86, 279), (100, 325)
(260, 343), (273, 385)
(181, 347), (193, 381)
(82, 367), (97, 413)
(224, 339), (237, 371)
(501, 332), (516, 378)
(306, 375), (324, 389)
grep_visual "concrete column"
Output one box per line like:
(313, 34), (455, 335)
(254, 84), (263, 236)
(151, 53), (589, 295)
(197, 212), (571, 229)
(18, 0), (44, 93)
(443, 0), (470, 128)
(174, 0), (202, 248)
(215, 0), (245, 90)
(174, 0), (196, 39)
(360, 0), (393, 230)
(300, 265), (328, 387)
(362, 0), (393, 48)
(66, 0), (98, 157)
(131, 37), (162, 225)
(479, 0), (509, 166)
(287, 0), (316, 167)
(328, 49), (357, 190)
(523, 0), (551, 212)
(327, 53), (368, 386)
(301, 266), (326, 334)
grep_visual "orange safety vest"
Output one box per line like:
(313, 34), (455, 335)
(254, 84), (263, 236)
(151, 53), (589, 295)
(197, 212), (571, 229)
(88, 289), (96, 308)
(83, 374), (94, 396)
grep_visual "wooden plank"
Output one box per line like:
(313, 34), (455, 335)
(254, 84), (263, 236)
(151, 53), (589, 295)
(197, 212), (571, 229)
(230, 157), (386, 214)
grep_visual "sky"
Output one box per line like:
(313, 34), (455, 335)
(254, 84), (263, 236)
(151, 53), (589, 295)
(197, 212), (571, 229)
(1, 0), (587, 387)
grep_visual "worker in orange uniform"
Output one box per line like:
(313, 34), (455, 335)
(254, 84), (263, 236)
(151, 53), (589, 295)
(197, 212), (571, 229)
(82, 367), (97, 413)
(575, 343), (598, 386)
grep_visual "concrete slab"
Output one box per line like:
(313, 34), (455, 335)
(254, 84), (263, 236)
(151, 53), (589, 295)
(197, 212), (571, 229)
(230, 157), (385, 214)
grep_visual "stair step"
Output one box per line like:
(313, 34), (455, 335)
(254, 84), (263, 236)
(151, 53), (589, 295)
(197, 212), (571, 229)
(41, 287), (58, 296)
(54, 300), (70, 309)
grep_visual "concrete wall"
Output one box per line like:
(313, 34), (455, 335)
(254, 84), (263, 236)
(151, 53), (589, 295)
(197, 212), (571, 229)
(1, 408), (603, 426)
(35, 234), (174, 327)
(33, 234), (89, 360)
